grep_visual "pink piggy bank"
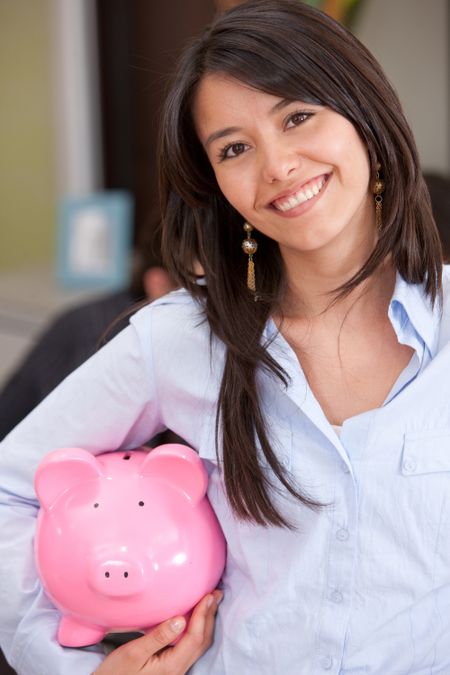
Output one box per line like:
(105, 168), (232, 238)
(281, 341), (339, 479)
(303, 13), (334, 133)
(34, 444), (226, 647)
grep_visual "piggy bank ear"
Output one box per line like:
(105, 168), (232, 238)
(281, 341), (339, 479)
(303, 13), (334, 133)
(140, 444), (208, 505)
(34, 448), (102, 511)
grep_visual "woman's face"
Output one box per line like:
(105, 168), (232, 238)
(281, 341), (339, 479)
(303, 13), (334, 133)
(194, 74), (375, 260)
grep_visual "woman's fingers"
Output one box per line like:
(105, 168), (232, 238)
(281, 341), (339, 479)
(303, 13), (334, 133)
(92, 590), (223, 675)
(202, 590), (223, 645)
(92, 616), (186, 675)
(135, 616), (187, 662)
(159, 590), (223, 673)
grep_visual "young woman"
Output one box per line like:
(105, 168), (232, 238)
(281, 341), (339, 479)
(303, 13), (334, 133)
(0, 1), (448, 673)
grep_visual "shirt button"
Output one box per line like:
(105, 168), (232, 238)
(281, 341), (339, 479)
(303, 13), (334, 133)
(403, 457), (417, 473)
(319, 655), (333, 670)
(336, 528), (349, 541)
(330, 590), (343, 603)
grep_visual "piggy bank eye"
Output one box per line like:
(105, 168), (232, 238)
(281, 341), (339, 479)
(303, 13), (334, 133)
(123, 454), (131, 460)
(138, 501), (145, 507)
(93, 503), (99, 508)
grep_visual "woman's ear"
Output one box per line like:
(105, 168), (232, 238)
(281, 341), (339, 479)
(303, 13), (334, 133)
(34, 448), (102, 511)
(140, 444), (208, 505)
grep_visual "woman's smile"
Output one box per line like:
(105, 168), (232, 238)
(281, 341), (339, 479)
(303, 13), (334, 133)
(268, 172), (331, 216)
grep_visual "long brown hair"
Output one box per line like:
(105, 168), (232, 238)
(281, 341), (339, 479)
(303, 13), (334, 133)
(158, 0), (443, 527)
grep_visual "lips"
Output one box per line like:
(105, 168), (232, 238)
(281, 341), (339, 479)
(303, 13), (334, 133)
(271, 174), (330, 212)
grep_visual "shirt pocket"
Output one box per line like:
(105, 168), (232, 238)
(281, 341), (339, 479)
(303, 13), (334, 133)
(400, 430), (450, 580)
(401, 430), (450, 476)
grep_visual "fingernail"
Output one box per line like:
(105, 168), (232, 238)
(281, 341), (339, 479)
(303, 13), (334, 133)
(170, 617), (186, 633)
(207, 591), (223, 609)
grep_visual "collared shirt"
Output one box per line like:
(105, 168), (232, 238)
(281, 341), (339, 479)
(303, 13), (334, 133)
(1, 269), (450, 674)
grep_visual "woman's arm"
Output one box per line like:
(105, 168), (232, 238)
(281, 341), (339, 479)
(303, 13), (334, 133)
(0, 314), (163, 674)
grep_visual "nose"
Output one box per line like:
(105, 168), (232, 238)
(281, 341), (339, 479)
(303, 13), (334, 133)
(88, 556), (146, 597)
(260, 139), (301, 183)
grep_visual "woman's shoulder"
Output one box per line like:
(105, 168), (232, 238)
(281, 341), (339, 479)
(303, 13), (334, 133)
(132, 287), (204, 321)
(128, 288), (222, 392)
(130, 288), (209, 345)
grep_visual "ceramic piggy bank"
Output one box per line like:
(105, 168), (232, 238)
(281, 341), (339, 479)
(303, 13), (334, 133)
(34, 444), (226, 647)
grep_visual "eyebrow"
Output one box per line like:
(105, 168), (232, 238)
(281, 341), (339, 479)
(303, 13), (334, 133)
(203, 98), (295, 148)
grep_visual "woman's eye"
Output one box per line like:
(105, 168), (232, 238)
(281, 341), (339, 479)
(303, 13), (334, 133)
(285, 111), (312, 129)
(219, 142), (248, 161)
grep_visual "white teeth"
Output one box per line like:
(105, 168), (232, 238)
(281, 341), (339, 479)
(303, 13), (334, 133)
(274, 176), (326, 212)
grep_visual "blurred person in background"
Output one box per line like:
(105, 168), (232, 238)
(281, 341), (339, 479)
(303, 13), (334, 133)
(0, 254), (174, 440)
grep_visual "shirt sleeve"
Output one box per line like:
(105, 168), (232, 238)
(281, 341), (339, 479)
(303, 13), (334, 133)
(0, 310), (161, 674)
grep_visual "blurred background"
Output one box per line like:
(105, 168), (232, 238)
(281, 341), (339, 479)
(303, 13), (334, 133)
(0, 1), (448, 673)
(0, 0), (449, 389)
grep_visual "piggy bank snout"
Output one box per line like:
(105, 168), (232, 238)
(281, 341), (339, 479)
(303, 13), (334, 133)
(88, 555), (147, 597)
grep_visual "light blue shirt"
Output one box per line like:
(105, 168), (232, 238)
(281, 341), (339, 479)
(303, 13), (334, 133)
(1, 269), (450, 674)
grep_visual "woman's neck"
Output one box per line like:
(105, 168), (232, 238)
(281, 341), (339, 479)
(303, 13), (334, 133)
(278, 227), (386, 320)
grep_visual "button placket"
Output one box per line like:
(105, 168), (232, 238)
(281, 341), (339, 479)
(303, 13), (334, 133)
(336, 528), (349, 542)
(314, 458), (358, 675)
(330, 590), (343, 604)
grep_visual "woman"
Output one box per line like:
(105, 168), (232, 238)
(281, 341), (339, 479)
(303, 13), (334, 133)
(0, 1), (448, 673)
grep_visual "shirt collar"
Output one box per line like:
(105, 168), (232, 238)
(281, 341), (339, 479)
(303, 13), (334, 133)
(263, 271), (441, 359)
(388, 271), (440, 358)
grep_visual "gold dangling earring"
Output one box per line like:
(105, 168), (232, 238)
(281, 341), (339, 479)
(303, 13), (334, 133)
(373, 161), (385, 231)
(241, 222), (258, 292)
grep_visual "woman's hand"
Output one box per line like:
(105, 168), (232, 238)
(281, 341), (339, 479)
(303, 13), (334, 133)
(92, 590), (223, 675)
